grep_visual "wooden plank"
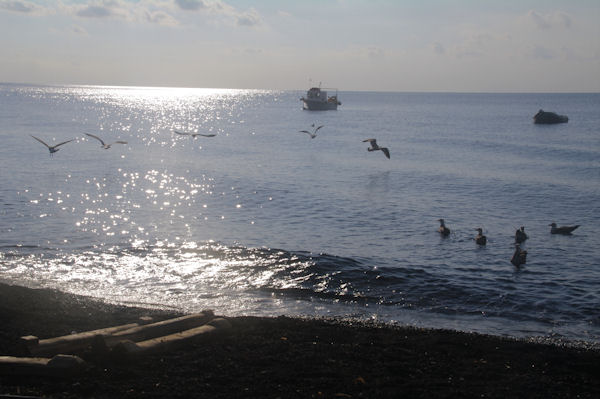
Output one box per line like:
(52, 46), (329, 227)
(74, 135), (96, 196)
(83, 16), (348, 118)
(113, 317), (231, 356)
(103, 312), (214, 347)
(0, 355), (85, 376)
(23, 322), (140, 356)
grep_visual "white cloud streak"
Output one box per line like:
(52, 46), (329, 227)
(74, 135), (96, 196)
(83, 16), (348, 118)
(0, 0), (51, 15)
(0, 0), (264, 28)
(527, 10), (573, 30)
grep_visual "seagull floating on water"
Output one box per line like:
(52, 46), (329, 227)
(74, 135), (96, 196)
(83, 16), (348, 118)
(31, 135), (74, 156)
(511, 243), (527, 267)
(174, 130), (216, 138)
(474, 228), (487, 245)
(85, 133), (127, 149)
(363, 139), (390, 159)
(298, 124), (324, 139)
(438, 219), (450, 236)
(549, 222), (580, 235)
(515, 226), (528, 243)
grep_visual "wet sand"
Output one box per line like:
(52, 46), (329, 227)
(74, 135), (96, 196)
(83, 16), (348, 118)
(0, 282), (598, 398)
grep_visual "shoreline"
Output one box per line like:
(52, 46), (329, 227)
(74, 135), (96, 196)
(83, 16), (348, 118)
(1, 282), (598, 398)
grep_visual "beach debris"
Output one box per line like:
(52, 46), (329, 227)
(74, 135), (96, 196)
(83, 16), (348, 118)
(85, 133), (127, 149)
(0, 354), (85, 377)
(19, 318), (151, 357)
(298, 124), (324, 138)
(14, 310), (230, 366)
(474, 228), (487, 245)
(438, 219), (450, 237)
(549, 222), (580, 235)
(363, 138), (390, 159)
(174, 130), (216, 138)
(112, 317), (231, 357)
(515, 226), (528, 243)
(102, 312), (214, 347)
(30, 135), (74, 156)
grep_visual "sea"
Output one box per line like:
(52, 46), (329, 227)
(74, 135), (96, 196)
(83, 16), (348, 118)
(1, 83), (599, 347)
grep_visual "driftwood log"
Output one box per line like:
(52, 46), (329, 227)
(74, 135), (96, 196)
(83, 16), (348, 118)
(112, 317), (231, 357)
(102, 312), (214, 347)
(0, 354), (85, 376)
(19, 321), (144, 356)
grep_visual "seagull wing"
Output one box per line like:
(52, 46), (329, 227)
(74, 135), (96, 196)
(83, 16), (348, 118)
(362, 138), (376, 143)
(299, 130), (315, 138)
(31, 135), (50, 148)
(381, 147), (390, 159)
(174, 130), (190, 136)
(197, 134), (216, 137)
(85, 133), (105, 146)
(114, 141), (128, 144)
(314, 125), (324, 133)
(54, 139), (75, 148)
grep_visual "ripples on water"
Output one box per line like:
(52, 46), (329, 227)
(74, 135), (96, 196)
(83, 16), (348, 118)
(0, 84), (599, 345)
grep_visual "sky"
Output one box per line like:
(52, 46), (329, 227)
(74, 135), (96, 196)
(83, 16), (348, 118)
(1, 0), (599, 92)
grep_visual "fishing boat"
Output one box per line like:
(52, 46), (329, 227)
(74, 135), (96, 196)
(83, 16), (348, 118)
(533, 109), (568, 124)
(301, 86), (341, 110)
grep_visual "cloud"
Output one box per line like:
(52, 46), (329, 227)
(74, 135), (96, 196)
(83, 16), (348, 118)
(0, 0), (34, 13)
(71, 25), (88, 35)
(66, 0), (180, 26)
(528, 10), (550, 29)
(175, 0), (207, 11)
(452, 33), (494, 59)
(76, 5), (113, 18)
(367, 47), (384, 59)
(532, 45), (555, 60)
(1, 0), (263, 30)
(432, 42), (445, 55)
(71, 0), (134, 19)
(235, 8), (261, 27)
(0, 0), (49, 15)
(527, 10), (573, 30)
(145, 10), (178, 26)
(556, 12), (572, 29)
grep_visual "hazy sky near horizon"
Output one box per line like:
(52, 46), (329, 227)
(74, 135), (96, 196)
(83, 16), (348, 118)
(1, 0), (599, 92)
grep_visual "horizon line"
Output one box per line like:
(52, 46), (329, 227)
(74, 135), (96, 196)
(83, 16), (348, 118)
(1, 81), (599, 95)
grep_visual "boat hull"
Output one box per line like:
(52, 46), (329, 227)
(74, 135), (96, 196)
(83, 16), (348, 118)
(533, 110), (568, 124)
(302, 98), (338, 111)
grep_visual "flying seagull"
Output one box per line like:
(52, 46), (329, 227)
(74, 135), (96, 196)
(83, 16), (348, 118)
(31, 135), (74, 156)
(85, 133), (127, 149)
(298, 124), (324, 139)
(363, 138), (390, 159)
(549, 222), (580, 235)
(174, 130), (216, 138)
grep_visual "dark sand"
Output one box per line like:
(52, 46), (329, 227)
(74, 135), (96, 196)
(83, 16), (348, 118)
(0, 282), (598, 398)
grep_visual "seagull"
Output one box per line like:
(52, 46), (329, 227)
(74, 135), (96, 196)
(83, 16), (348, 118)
(85, 133), (127, 149)
(515, 226), (528, 244)
(438, 219), (450, 236)
(549, 222), (580, 235)
(174, 130), (216, 138)
(511, 243), (527, 267)
(31, 135), (74, 156)
(298, 124), (324, 139)
(363, 139), (390, 159)
(474, 228), (487, 246)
